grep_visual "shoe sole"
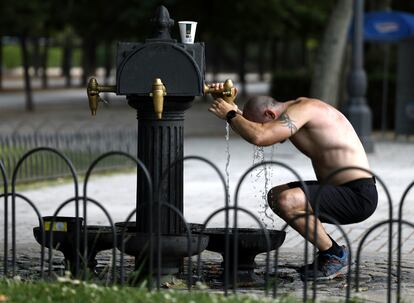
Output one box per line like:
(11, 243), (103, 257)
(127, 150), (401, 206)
(301, 265), (349, 281)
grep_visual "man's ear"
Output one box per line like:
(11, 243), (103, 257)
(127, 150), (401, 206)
(265, 109), (276, 120)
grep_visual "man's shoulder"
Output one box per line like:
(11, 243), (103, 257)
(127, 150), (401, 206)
(292, 98), (333, 113)
(287, 97), (319, 113)
(281, 98), (318, 128)
(294, 97), (322, 105)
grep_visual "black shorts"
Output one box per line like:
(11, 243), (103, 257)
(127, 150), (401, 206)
(287, 177), (378, 225)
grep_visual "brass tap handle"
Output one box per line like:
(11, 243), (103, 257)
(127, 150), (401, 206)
(149, 78), (167, 119)
(203, 79), (237, 104)
(86, 78), (117, 116)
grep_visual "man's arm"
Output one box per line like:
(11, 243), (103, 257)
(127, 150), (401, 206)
(209, 99), (310, 146)
(230, 111), (301, 146)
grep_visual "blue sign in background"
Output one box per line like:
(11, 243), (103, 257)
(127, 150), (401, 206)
(363, 11), (414, 42)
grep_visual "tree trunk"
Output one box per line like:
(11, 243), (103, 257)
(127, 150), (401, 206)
(41, 36), (49, 89)
(32, 37), (41, 77)
(20, 35), (34, 111)
(270, 38), (279, 72)
(238, 39), (247, 97)
(310, 0), (353, 106)
(257, 39), (266, 81)
(207, 42), (220, 83)
(81, 41), (88, 86)
(104, 41), (112, 85)
(0, 37), (3, 90)
(81, 38), (96, 86)
(301, 34), (308, 69)
(270, 39), (276, 72)
(280, 36), (290, 70)
(371, 0), (391, 10)
(62, 39), (73, 87)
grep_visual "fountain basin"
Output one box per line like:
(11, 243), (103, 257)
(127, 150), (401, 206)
(33, 216), (117, 274)
(116, 222), (209, 275)
(33, 216), (83, 252)
(202, 227), (286, 269)
(190, 225), (286, 284)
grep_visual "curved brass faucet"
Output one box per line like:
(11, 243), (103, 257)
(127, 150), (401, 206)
(204, 79), (237, 105)
(86, 78), (117, 116)
(150, 78), (167, 119)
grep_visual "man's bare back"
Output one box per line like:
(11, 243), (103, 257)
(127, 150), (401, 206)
(285, 98), (371, 184)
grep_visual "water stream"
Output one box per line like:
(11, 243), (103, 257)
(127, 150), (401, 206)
(224, 123), (276, 229)
(224, 122), (231, 206)
(252, 145), (276, 229)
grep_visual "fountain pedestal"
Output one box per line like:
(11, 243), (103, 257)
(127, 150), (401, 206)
(128, 99), (193, 234)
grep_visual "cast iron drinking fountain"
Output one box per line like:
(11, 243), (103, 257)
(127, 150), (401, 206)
(86, 5), (216, 281)
(33, 5), (286, 285)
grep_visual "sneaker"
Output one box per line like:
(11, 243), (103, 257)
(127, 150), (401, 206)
(299, 245), (349, 281)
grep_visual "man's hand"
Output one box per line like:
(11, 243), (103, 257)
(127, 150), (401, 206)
(208, 82), (224, 100)
(208, 83), (240, 119)
(208, 82), (239, 106)
(208, 98), (237, 120)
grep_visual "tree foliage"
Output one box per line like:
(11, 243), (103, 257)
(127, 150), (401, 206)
(0, 0), (336, 51)
(1, 0), (414, 99)
(1, 0), (413, 59)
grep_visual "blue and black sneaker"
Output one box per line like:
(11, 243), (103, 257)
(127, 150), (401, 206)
(299, 245), (349, 281)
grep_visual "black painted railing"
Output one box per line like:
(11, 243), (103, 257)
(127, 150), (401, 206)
(0, 148), (412, 303)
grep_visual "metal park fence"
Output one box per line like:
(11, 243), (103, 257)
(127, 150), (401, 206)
(0, 127), (137, 182)
(0, 147), (414, 303)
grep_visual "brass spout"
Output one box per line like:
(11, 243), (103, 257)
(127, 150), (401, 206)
(86, 78), (117, 116)
(150, 78), (167, 119)
(203, 79), (237, 104)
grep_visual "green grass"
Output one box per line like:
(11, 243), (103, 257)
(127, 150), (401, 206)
(2, 44), (95, 68)
(0, 279), (301, 303)
(46, 48), (62, 67)
(3, 45), (22, 68)
(46, 47), (82, 67)
(10, 165), (136, 192)
(0, 144), (135, 186)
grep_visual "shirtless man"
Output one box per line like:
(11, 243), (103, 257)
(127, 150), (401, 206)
(208, 85), (378, 280)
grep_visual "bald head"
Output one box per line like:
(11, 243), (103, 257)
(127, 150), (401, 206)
(242, 96), (283, 123)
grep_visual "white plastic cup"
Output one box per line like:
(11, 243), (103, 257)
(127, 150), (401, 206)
(178, 21), (197, 44)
